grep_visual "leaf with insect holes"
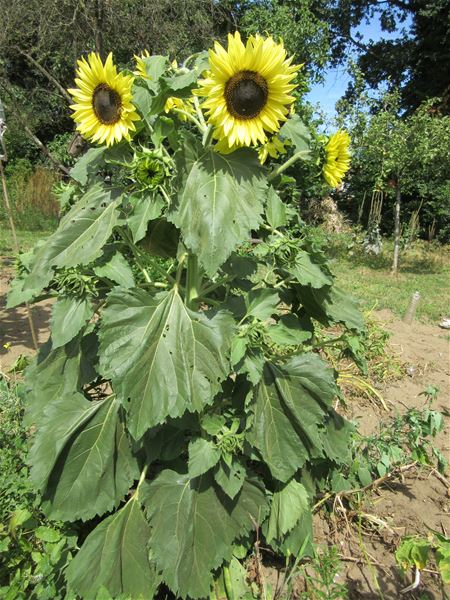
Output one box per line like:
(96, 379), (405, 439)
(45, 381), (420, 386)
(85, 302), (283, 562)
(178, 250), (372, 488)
(169, 144), (267, 276)
(99, 287), (234, 438)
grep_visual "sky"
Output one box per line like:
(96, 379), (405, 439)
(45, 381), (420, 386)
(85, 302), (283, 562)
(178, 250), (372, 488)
(306, 14), (412, 120)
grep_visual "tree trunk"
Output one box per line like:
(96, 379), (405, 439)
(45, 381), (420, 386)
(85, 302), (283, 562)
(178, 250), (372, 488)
(391, 182), (401, 273)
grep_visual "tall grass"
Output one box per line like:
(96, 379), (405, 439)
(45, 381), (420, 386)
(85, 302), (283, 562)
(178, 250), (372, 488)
(0, 160), (59, 231)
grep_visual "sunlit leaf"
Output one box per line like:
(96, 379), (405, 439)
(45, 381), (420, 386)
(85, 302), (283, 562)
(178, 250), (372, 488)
(169, 146), (267, 276)
(99, 288), (233, 438)
(66, 495), (160, 598)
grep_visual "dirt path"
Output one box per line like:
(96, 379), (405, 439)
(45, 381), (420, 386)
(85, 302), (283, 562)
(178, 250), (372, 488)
(324, 310), (450, 599)
(0, 264), (449, 598)
(0, 258), (53, 371)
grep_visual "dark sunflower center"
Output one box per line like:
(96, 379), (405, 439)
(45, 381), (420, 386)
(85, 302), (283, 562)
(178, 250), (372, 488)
(225, 71), (268, 120)
(92, 84), (122, 124)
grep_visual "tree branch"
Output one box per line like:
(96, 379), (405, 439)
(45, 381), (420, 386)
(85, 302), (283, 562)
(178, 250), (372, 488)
(17, 48), (72, 103)
(0, 83), (69, 175)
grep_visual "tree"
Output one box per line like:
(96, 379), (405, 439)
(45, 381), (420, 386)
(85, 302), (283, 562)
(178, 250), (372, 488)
(338, 89), (450, 263)
(314, 0), (450, 113)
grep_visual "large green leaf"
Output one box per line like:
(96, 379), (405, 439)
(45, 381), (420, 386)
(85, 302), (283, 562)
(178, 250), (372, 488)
(143, 470), (268, 598)
(50, 296), (93, 349)
(287, 252), (332, 289)
(265, 480), (309, 544)
(249, 354), (340, 482)
(297, 284), (365, 332)
(169, 146), (267, 276)
(23, 332), (97, 427)
(94, 251), (135, 288)
(126, 191), (165, 243)
(23, 184), (120, 293)
(279, 115), (311, 157)
(99, 288), (233, 438)
(66, 495), (160, 599)
(30, 395), (138, 521)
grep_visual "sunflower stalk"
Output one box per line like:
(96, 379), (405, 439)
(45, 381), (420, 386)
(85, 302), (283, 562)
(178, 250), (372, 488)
(268, 149), (310, 181)
(186, 253), (201, 309)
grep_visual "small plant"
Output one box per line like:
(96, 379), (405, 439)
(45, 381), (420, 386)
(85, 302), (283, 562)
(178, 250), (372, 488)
(329, 387), (447, 491)
(298, 546), (348, 600)
(396, 532), (450, 588)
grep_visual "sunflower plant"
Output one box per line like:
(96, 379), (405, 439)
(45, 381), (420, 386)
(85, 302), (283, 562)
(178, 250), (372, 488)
(9, 33), (360, 599)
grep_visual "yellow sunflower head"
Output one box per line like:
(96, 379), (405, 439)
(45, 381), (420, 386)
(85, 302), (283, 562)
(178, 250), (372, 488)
(68, 52), (140, 147)
(258, 135), (288, 165)
(196, 32), (300, 148)
(322, 130), (351, 188)
(134, 49), (151, 79)
(164, 96), (195, 121)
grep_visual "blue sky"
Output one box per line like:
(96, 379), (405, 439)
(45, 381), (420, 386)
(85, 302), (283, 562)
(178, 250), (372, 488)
(306, 14), (412, 120)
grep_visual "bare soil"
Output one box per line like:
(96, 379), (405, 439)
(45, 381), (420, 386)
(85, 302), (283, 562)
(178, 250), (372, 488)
(0, 261), (449, 599)
(322, 310), (450, 599)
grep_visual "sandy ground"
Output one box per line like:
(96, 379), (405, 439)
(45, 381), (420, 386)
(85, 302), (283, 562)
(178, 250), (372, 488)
(0, 259), (449, 599)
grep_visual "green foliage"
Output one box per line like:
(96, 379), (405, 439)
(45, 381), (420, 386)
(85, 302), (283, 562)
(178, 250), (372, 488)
(340, 391), (447, 491)
(0, 376), (77, 599)
(9, 51), (365, 599)
(337, 90), (450, 242)
(396, 532), (450, 585)
(297, 546), (348, 599)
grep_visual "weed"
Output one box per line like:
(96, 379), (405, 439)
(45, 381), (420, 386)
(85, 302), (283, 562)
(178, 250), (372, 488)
(297, 546), (348, 600)
(1, 162), (59, 231)
(0, 376), (77, 599)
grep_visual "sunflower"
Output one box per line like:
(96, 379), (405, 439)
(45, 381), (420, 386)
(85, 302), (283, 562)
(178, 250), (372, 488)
(258, 135), (288, 164)
(196, 32), (300, 148)
(322, 130), (351, 188)
(134, 49), (151, 80)
(68, 52), (140, 147)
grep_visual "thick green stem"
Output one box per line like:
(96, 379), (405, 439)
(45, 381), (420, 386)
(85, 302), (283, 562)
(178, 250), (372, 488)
(267, 149), (310, 181)
(222, 565), (235, 600)
(118, 227), (176, 285)
(172, 108), (205, 132)
(202, 124), (214, 148)
(186, 254), (200, 309)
